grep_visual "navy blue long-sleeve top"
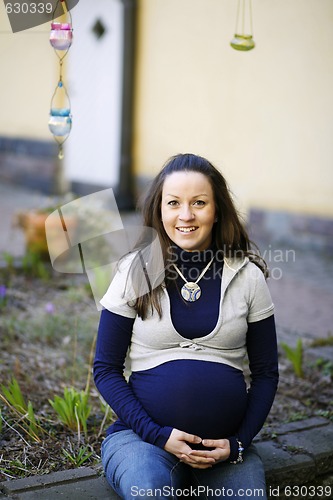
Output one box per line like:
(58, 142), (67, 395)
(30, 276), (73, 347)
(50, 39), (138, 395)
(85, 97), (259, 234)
(94, 249), (279, 461)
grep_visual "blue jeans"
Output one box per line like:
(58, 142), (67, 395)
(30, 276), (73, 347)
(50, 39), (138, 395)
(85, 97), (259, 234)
(101, 430), (267, 500)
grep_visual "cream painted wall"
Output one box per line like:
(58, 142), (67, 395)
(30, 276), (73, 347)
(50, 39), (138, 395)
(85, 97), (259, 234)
(0, 9), (56, 139)
(133, 0), (333, 217)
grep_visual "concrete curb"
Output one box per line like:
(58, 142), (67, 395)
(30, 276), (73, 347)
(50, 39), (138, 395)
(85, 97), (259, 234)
(255, 417), (333, 497)
(0, 466), (119, 499)
(1, 418), (333, 499)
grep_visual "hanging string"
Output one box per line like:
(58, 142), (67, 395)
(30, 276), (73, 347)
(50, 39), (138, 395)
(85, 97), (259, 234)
(249, 0), (254, 37)
(234, 0), (241, 34)
(242, 0), (245, 34)
(234, 0), (253, 36)
(48, 0), (73, 160)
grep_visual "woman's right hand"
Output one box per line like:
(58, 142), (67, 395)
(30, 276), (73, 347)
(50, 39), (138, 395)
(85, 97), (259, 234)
(164, 429), (215, 469)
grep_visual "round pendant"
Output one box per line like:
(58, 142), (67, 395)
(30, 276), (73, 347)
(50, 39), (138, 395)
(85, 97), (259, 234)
(181, 282), (201, 302)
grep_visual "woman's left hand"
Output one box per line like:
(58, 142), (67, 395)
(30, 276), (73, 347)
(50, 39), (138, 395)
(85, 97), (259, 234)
(183, 438), (230, 468)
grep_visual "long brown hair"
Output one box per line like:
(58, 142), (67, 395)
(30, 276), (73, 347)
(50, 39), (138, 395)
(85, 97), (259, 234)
(131, 153), (267, 319)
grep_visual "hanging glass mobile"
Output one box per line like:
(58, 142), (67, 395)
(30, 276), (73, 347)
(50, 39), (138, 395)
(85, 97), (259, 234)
(49, 0), (73, 159)
(230, 0), (255, 51)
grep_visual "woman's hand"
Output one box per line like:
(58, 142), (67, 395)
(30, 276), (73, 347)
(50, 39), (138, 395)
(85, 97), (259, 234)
(164, 430), (216, 469)
(187, 438), (231, 468)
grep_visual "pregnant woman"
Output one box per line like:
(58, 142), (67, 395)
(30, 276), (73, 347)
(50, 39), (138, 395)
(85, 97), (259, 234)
(94, 153), (279, 499)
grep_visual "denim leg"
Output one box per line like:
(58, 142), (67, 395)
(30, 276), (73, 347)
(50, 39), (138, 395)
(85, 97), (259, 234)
(101, 430), (186, 499)
(189, 445), (267, 500)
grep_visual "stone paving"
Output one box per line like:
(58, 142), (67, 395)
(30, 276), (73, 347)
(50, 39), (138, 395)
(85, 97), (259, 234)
(1, 180), (333, 498)
(261, 242), (333, 347)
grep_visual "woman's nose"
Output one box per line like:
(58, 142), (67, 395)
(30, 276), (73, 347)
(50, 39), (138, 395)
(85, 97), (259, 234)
(179, 204), (194, 221)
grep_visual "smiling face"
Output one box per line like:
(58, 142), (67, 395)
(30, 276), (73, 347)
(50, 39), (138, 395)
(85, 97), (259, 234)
(161, 171), (216, 252)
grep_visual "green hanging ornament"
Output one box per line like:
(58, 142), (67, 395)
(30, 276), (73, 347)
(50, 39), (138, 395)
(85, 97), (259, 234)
(230, 0), (255, 51)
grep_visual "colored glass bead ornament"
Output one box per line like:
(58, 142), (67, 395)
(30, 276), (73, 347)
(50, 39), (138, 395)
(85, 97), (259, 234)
(48, 108), (72, 136)
(50, 22), (73, 51)
(48, 77), (72, 158)
(230, 34), (255, 51)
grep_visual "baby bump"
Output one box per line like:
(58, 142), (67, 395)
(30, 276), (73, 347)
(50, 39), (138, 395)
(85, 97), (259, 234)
(129, 359), (248, 439)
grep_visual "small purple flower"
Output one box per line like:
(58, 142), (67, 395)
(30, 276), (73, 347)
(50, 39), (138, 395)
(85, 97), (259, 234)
(45, 302), (55, 314)
(0, 285), (6, 308)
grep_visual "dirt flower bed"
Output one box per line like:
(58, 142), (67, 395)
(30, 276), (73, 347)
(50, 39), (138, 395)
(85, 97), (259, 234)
(1, 267), (333, 482)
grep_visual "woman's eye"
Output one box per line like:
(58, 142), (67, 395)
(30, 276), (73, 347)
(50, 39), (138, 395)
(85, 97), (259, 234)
(194, 200), (206, 206)
(167, 200), (179, 206)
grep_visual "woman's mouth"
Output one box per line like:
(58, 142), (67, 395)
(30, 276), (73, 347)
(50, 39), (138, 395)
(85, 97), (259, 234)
(176, 226), (198, 233)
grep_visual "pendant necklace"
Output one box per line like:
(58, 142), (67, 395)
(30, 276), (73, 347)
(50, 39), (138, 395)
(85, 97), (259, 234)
(172, 256), (214, 302)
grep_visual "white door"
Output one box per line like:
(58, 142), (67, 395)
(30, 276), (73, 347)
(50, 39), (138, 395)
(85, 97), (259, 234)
(65, 0), (124, 188)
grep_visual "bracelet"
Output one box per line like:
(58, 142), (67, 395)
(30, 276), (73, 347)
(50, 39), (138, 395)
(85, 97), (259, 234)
(230, 439), (244, 464)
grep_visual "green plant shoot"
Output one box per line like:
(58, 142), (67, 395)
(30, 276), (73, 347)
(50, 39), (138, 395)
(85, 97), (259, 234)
(1, 378), (28, 414)
(0, 377), (41, 440)
(49, 387), (91, 435)
(281, 338), (304, 378)
(62, 445), (93, 467)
